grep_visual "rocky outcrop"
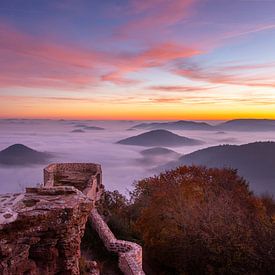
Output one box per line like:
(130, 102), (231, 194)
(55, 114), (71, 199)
(0, 186), (93, 275)
(0, 163), (144, 275)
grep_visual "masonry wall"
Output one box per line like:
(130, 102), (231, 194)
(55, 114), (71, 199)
(89, 209), (145, 275)
(44, 163), (146, 275)
(44, 163), (104, 202)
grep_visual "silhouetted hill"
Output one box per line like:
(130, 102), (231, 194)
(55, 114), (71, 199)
(140, 147), (180, 157)
(117, 130), (203, 147)
(131, 120), (213, 131)
(217, 119), (275, 131)
(131, 119), (275, 132)
(0, 144), (52, 166)
(83, 126), (105, 130)
(164, 141), (275, 194)
(137, 147), (180, 167)
(71, 129), (85, 133)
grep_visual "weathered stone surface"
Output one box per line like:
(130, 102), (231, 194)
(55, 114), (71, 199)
(44, 163), (104, 202)
(0, 163), (145, 275)
(0, 186), (93, 275)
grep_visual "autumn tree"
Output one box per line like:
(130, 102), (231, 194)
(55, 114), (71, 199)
(130, 166), (275, 274)
(100, 166), (275, 274)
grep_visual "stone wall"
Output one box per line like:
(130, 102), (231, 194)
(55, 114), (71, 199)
(0, 186), (93, 275)
(89, 209), (145, 275)
(44, 163), (104, 202)
(0, 163), (145, 275)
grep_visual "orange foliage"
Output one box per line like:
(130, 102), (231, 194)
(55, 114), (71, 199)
(100, 166), (275, 274)
(131, 166), (275, 274)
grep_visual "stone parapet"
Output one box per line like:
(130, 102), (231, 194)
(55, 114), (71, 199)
(44, 163), (103, 202)
(89, 209), (145, 275)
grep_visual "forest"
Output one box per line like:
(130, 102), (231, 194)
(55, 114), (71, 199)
(98, 166), (275, 274)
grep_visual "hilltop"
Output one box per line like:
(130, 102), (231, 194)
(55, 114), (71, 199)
(131, 120), (213, 131)
(163, 141), (275, 194)
(0, 144), (52, 166)
(140, 147), (180, 157)
(117, 129), (203, 147)
(217, 119), (275, 131)
(130, 119), (275, 132)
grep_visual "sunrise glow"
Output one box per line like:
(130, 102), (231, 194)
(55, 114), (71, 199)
(0, 0), (275, 119)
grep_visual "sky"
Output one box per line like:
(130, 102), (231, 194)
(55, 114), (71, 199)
(0, 0), (275, 120)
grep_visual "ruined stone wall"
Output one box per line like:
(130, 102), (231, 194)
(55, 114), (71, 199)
(43, 163), (145, 275)
(89, 209), (145, 275)
(0, 186), (93, 275)
(44, 163), (104, 202)
(1, 163), (144, 275)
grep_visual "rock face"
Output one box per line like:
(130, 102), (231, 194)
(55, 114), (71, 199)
(0, 163), (144, 275)
(0, 186), (93, 275)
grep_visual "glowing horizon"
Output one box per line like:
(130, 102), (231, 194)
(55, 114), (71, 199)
(0, 0), (275, 120)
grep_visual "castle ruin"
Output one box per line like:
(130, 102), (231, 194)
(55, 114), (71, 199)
(0, 163), (145, 275)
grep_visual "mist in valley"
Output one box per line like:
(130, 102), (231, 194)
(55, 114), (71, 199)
(0, 119), (274, 195)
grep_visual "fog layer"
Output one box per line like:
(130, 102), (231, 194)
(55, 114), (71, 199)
(0, 119), (274, 195)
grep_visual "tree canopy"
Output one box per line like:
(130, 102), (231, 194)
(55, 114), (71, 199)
(100, 166), (275, 274)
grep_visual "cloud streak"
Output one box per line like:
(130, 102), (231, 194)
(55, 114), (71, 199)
(116, 0), (196, 39)
(174, 61), (275, 88)
(102, 43), (201, 84)
(0, 23), (105, 89)
(0, 22), (201, 88)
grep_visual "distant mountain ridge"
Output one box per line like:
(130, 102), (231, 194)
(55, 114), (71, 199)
(83, 126), (105, 130)
(0, 144), (52, 166)
(117, 129), (203, 147)
(130, 119), (275, 131)
(218, 119), (275, 131)
(131, 120), (213, 130)
(162, 141), (275, 194)
(140, 147), (180, 157)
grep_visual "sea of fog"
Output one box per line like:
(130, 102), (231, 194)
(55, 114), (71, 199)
(0, 119), (275, 195)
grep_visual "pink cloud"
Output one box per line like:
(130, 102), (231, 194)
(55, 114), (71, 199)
(220, 62), (275, 72)
(2, 20), (273, 91)
(175, 62), (275, 88)
(149, 85), (213, 92)
(0, 22), (201, 88)
(150, 97), (183, 103)
(0, 22), (109, 89)
(116, 0), (196, 39)
(101, 72), (141, 85)
(102, 43), (201, 84)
